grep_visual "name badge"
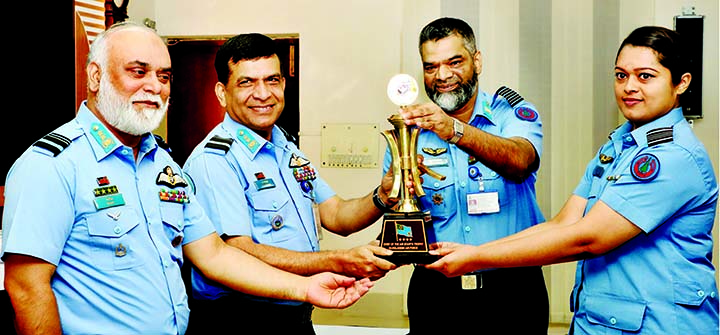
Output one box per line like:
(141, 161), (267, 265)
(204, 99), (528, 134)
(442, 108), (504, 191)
(467, 192), (500, 214)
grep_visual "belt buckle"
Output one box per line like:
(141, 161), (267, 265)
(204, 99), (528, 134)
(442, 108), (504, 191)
(461, 273), (482, 290)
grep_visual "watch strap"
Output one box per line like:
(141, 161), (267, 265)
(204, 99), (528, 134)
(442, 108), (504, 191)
(447, 118), (464, 144)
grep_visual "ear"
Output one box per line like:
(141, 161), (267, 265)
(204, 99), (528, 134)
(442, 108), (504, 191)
(675, 72), (692, 95)
(87, 62), (101, 93)
(214, 82), (227, 107)
(474, 50), (483, 76)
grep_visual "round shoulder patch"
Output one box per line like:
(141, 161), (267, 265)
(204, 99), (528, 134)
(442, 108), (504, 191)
(630, 153), (660, 181)
(515, 107), (538, 121)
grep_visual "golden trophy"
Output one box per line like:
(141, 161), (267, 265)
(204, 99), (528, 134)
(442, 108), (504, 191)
(378, 74), (445, 264)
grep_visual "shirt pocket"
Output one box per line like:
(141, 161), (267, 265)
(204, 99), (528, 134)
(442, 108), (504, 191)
(479, 172), (509, 207)
(248, 188), (297, 244)
(585, 294), (646, 332)
(86, 208), (144, 271)
(420, 176), (457, 220)
(159, 202), (185, 262)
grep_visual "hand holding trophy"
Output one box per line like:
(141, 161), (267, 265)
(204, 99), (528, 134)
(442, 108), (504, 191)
(379, 74), (445, 264)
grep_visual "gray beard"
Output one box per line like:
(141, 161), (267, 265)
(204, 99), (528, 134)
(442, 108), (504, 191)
(427, 73), (478, 113)
(96, 76), (168, 136)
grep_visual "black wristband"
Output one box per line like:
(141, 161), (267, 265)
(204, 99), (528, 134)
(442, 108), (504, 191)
(372, 186), (393, 213)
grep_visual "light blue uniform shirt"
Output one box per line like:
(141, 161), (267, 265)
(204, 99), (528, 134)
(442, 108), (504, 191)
(382, 89), (544, 246)
(1, 103), (216, 335)
(184, 114), (334, 303)
(570, 107), (719, 334)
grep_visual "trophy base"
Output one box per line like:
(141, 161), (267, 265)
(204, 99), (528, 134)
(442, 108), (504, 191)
(378, 211), (436, 265)
(377, 252), (439, 265)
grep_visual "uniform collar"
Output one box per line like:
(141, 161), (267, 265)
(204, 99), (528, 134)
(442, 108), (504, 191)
(468, 91), (495, 127)
(609, 107), (684, 148)
(76, 102), (158, 162)
(221, 113), (289, 159)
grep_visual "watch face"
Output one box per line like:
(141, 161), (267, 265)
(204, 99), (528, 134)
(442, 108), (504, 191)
(387, 74), (419, 106)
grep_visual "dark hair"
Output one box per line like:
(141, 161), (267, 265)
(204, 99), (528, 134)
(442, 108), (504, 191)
(616, 26), (689, 85)
(215, 33), (279, 84)
(419, 17), (477, 55)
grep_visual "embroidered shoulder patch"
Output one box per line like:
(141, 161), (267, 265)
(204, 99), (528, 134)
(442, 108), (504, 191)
(630, 153), (660, 181)
(515, 107), (538, 122)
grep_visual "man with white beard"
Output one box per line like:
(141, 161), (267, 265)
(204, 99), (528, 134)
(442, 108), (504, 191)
(384, 17), (549, 334)
(1, 21), (372, 335)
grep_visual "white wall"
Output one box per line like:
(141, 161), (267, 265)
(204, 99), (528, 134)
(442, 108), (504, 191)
(128, 0), (720, 325)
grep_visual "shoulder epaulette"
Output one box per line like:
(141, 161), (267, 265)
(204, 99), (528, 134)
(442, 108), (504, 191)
(154, 134), (172, 152)
(205, 135), (233, 153)
(647, 127), (673, 147)
(277, 125), (297, 144)
(33, 132), (72, 157)
(495, 86), (524, 108)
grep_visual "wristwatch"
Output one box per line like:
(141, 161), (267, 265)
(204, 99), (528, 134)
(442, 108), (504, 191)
(372, 186), (394, 213)
(446, 118), (464, 144)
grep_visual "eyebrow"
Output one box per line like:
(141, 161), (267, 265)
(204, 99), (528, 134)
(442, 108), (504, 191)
(423, 54), (464, 66)
(128, 60), (172, 73)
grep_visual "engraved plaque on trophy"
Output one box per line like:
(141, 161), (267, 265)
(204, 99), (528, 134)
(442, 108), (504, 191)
(379, 74), (445, 264)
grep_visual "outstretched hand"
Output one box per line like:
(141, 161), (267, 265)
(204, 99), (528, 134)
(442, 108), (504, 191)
(399, 103), (455, 141)
(305, 273), (374, 309)
(423, 242), (479, 277)
(339, 244), (397, 280)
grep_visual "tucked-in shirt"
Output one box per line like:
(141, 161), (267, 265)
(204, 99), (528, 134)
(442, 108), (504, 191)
(184, 114), (334, 303)
(570, 107), (719, 334)
(1, 103), (215, 335)
(382, 89), (544, 246)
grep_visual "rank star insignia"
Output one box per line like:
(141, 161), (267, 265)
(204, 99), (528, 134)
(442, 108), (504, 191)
(432, 193), (444, 205)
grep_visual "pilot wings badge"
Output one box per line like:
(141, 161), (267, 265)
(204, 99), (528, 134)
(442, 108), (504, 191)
(156, 166), (189, 188)
(421, 147), (447, 156)
(289, 153), (311, 168)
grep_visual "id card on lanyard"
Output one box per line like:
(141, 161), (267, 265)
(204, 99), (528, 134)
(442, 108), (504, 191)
(466, 166), (500, 214)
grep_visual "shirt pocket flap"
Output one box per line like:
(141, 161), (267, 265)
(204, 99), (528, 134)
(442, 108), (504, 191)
(87, 210), (140, 237)
(159, 203), (184, 231)
(674, 280), (710, 306)
(586, 295), (646, 331)
(248, 189), (290, 211)
(422, 175), (454, 191)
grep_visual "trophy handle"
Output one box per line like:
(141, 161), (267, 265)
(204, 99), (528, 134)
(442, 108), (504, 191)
(381, 130), (403, 198)
(408, 128), (426, 197)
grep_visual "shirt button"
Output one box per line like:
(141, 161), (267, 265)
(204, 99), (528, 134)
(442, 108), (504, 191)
(710, 292), (716, 298)
(464, 226), (471, 232)
(697, 290), (705, 297)
(609, 317), (617, 325)
(122, 149), (129, 155)
(460, 181), (466, 187)
(272, 202), (278, 209)
(490, 172), (497, 177)
(434, 182), (440, 187)
(624, 136), (632, 142)
(113, 226), (122, 234)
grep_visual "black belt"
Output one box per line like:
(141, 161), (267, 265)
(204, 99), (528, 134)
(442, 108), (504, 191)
(413, 265), (543, 289)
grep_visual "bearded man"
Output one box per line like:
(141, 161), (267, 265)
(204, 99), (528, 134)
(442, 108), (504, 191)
(384, 17), (549, 335)
(1, 21), (371, 335)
